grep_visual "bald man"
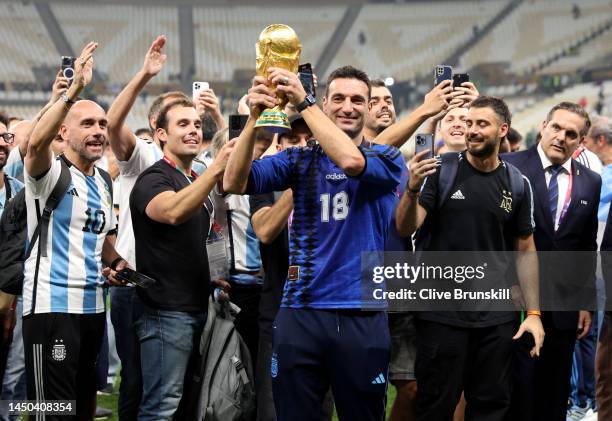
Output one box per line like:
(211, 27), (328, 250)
(22, 43), (127, 420)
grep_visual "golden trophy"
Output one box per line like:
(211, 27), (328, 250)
(254, 24), (302, 133)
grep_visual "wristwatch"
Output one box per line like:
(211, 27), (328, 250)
(295, 94), (316, 113)
(61, 91), (76, 105)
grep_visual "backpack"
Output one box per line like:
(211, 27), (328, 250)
(177, 292), (255, 421)
(414, 152), (525, 250)
(0, 157), (112, 295)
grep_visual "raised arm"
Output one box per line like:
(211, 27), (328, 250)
(26, 42), (96, 178)
(375, 80), (454, 148)
(395, 150), (436, 237)
(251, 189), (293, 244)
(268, 67), (365, 176)
(195, 88), (227, 130)
(18, 70), (69, 158)
(107, 35), (167, 161)
(223, 76), (277, 194)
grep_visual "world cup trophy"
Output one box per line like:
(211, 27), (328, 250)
(254, 24), (302, 133)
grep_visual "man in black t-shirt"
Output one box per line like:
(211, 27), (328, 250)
(396, 96), (544, 420)
(129, 98), (234, 420)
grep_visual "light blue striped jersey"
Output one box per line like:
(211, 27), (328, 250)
(23, 157), (116, 316)
(5, 147), (24, 181)
(211, 192), (262, 285)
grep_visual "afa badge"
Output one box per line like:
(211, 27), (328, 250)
(500, 190), (513, 214)
(52, 339), (66, 362)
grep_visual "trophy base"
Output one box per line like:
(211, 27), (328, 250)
(255, 109), (291, 134)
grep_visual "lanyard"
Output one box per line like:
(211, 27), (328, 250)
(163, 156), (198, 184)
(164, 156), (215, 234)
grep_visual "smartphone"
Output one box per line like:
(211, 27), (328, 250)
(434, 65), (453, 86)
(453, 73), (470, 89)
(298, 63), (316, 98)
(192, 81), (210, 102)
(229, 114), (249, 140)
(115, 267), (157, 288)
(61, 56), (76, 85)
(415, 134), (434, 159)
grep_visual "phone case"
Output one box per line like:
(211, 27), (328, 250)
(434, 65), (453, 86)
(192, 81), (209, 101)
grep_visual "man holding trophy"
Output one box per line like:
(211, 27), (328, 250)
(224, 25), (404, 421)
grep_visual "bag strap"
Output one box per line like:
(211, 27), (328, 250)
(4, 174), (11, 201)
(38, 158), (72, 257)
(436, 152), (461, 209)
(505, 161), (525, 213)
(97, 167), (113, 200)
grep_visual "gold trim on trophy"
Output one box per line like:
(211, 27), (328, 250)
(254, 24), (302, 133)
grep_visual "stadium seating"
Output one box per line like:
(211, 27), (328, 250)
(540, 23), (612, 75)
(458, 0), (612, 75)
(192, 6), (345, 81)
(51, 3), (181, 85)
(327, 1), (506, 81)
(0, 2), (57, 83)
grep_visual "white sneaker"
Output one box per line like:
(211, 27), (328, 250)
(567, 405), (587, 421)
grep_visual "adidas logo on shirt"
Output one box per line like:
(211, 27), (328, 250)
(450, 189), (465, 200)
(66, 187), (79, 197)
(371, 373), (386, 385)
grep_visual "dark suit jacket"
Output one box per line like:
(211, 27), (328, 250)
(503, 146), (601, 329)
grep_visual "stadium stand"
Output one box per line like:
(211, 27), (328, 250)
(51, 3), (181, 85)
(0, 2), (57, 84)
(327, 1), (506, 81)
(539, 21), (612, 75)
(458, 0), (612, 75)
(192, 6), (345, 82)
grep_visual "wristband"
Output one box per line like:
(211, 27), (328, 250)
(110, 257), (125, 271)
(407, 187), (421, 197)
(526, 310), (542, 317)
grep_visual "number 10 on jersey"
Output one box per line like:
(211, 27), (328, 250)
(320, 192), (349, 222)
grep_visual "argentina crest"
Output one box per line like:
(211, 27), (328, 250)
(52, 339), (66, 361)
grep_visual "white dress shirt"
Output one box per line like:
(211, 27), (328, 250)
(537, 144), (572, 230)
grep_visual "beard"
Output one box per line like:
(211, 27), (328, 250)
(467, 136), (498, 158)
(70, 140), (104, 163)
(0, 145), (8, 171)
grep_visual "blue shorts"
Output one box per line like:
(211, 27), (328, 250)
(271, 308), (390, 421)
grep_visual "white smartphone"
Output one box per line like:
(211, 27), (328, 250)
(192, 81), (210, 101)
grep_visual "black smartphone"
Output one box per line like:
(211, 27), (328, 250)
(61, 56), (76, 86)
(229, 114), (249, 140)
(453, 73), (470, 89)
(415, 134), (434, 159)
(298, 63), (316, 98)
(115, 267), (157, 288)
(434, 65), (453, 86)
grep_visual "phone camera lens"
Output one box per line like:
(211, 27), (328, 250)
(63, 67), (75, 80)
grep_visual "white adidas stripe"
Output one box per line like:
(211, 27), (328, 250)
(34, 343), (46, 421)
